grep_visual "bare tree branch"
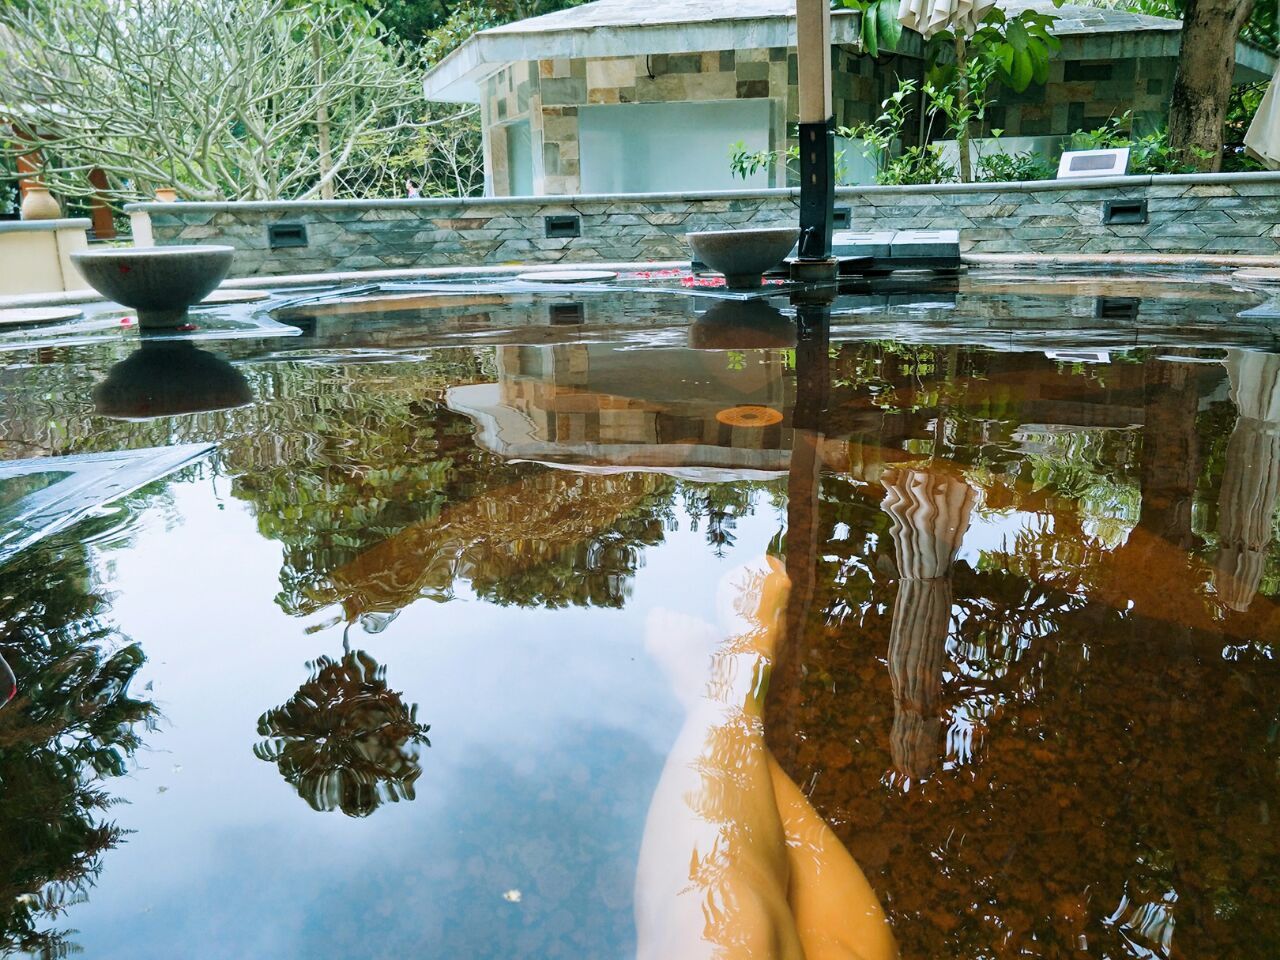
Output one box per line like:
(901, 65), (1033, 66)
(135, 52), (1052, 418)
(0, 0), (425, 200)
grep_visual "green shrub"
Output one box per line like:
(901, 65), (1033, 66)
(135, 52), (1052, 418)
(877, 146), (957, 186)
(976, 150), (1055, 182)
(1069, 112), (1206, 175)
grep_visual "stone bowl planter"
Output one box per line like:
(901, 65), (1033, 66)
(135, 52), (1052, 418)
(93, 340), (252, 420)
(71, 245), (235, 329)
(686, 227), (797, 290)
(689, 300), (795, 350)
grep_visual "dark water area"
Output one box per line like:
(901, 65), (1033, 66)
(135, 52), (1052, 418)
(0, 273), (1278, 958)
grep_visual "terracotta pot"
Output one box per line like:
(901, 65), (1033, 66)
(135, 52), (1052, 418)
(154, 187), (179, 202)
(20, 185), (62, 221)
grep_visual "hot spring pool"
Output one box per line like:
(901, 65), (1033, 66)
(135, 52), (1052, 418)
(0, 267), (1278, 959)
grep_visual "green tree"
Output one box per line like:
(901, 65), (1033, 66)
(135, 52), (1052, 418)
(0, 0), (423, 200)
(1080, 0), (1273, 169)
(841, 0), (1062, 181)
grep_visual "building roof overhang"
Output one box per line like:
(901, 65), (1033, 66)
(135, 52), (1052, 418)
(423, 0), (1276, 103)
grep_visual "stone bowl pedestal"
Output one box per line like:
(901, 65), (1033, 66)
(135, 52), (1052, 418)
(70, 245), (235, 329)
(686, 227), (797, 290)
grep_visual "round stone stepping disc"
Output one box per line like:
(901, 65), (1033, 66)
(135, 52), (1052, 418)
(197, 289), (271, 305)
(1233, 268), (1280, 284)
(515, 270), (618, 284)
(0, 306), (83, 327)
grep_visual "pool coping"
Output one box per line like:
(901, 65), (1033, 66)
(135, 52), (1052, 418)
(4, 253), (1280, 310)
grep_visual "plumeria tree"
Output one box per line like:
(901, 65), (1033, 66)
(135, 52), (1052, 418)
(0, 0), (439, 200)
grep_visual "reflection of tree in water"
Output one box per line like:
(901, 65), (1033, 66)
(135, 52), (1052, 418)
(255, 647), (430, 818)
(0, 540), (154, 957)
(222, 360), (688, 618)
(681, 483), (775, 558)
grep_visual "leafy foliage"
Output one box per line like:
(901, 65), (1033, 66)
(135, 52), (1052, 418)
(975, 147), (1056, 182)
(0, 0), (425, 201)
(0, 538), (155, 956)
(1070, 112), (1207, 174)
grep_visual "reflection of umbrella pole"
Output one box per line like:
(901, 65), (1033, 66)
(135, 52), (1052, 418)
(773, 303), (831, 745)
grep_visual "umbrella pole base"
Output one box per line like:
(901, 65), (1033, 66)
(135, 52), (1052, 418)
(797, 118), (836, 260)
(790, 258), (839, 283)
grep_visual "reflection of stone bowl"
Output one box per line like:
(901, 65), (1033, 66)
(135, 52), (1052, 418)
(689, 299), (795, 350)
(93, 340), (252, 419)
(71, 245), (235, 329)
(686, 227), (797, 290)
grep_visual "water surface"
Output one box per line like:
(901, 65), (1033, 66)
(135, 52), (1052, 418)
(0, 271), (1278, 959)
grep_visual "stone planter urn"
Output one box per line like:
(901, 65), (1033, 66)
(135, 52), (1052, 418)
(20, 184), (62, 221)
(70, 245), (235, 329)
(686, 227), (797, 290)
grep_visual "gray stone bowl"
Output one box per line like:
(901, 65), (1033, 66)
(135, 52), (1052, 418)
(686, 227), (797, 290)
(71, 245), (235, 329)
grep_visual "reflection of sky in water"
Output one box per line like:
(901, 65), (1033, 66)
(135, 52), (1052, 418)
(66, 477), (783, 959)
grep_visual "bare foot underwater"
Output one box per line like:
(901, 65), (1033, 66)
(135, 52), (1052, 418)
(637, 556), (898, 960)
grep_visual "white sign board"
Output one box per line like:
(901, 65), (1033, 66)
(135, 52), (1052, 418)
(1057, 148), (1130, 179)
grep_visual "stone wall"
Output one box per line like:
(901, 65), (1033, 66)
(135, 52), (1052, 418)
(130, 192), (800, 278)
(983, 56), (1176, 140)
(128, 172), (1280, 278)
(844, 173), (1280, 255)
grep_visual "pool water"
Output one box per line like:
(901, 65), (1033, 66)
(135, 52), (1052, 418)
(1, 270), (1278, 959)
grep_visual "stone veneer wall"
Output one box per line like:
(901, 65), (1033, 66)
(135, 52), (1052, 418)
(128, 172), (1280, 278)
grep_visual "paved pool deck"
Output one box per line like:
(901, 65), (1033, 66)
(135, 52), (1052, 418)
(5, 252), (1280, 312)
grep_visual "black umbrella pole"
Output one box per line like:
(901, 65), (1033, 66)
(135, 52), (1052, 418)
(793, 119), (838, 282)
(798, 118), (835, 260)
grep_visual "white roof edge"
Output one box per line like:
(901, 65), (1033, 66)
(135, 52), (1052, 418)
(425, 14), (860, 103)
(424, 8), (1275, 104)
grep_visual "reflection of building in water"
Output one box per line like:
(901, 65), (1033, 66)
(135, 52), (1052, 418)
(880, 467), (976, 780)
(1215, 350), (1280, 612)
(447, 344), (794, 476)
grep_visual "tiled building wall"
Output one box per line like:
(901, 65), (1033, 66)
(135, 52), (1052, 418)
(481, 47), (927, 196)
(482, 50), (795, 195)
(982, 56), (1178, 139)
(131, 173), (1280, 278)
(480, 49), (1178, 196)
